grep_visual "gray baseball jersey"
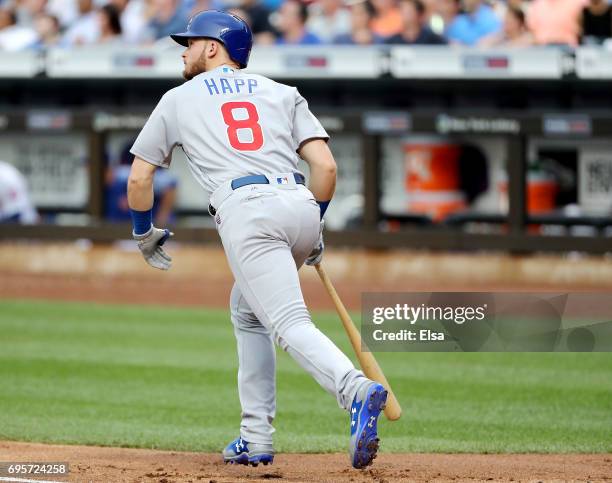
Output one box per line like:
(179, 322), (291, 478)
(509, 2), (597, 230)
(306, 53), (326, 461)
(130, 64), (329, 198)
(132, 64), (368, 446)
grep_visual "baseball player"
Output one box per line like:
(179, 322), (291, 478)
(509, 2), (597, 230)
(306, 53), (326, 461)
(127, 10), (387, 469)
(0, 161), (38, 224)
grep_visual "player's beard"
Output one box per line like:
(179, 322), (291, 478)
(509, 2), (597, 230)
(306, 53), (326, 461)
(183, 50), (208, 80)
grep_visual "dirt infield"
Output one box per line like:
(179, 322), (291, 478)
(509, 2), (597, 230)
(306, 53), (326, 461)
(2, 243), (612, 482)
(2, 242), (612, 311)
(1, 441), (611, 483)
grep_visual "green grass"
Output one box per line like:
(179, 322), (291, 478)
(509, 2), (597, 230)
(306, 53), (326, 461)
(0, 299), (611, 453)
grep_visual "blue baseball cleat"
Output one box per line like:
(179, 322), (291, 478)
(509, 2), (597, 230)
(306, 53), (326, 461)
(349, 382), (388, 469)
(222, 436), (274, 467)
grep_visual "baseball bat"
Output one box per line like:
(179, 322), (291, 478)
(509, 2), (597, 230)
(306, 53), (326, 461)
(314, 263), (402, 421)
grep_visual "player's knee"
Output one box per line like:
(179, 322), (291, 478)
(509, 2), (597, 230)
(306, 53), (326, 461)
(231, 309), (261, 330)
(272, 309), (313, 341)
(230, 287), (258, 329)
(275, 333), (289, 351)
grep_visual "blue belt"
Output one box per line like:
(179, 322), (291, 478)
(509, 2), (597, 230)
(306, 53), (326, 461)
(209, 173), (306, 216)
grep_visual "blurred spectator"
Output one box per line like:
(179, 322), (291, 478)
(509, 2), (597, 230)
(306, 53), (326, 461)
(234, 0), (276, 44)
(189, 0), (227, 16)
(436, 0), (460, 38)
(31, 12), (61, 48)
(488, 0), (518, 20)
(0, 8), (12, 30)
(427, 0), (445, 34)
(418, 0), (442, 34)
(147, 0), (188, 41)
(307, 0), (351, 43)
(98, 4), (123, 43)
(527, 0), (587, 47)
(276, 0), (321, 44)
(109, 0), (151, 44)
(105, 141), (177, 226)
(47, 0), (79, 29)
(15, 0), (48, 26)
(580, 0), (612, 44)
(0, 161), (38, 224)
(61, 0), (101, 46)
(261, 0), (282, 12)
(370, 0), (403, 38)
(229, 5), (275, 44)
(479, 6), (533, 46)
(333, 0), (384, 44)
(189, 0), (216, 16)
(420, 0), (437, 18)
(386, 0), (446, 43)
(0, 7), (38, 50)
(445, 0), (502, 45)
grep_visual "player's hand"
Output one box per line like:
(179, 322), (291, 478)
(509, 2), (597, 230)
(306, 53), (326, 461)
(305, 220), (324, 266)
(133, 226), (174, 270)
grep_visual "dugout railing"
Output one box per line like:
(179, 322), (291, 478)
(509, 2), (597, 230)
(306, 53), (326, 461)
(1, 108), (611, 253)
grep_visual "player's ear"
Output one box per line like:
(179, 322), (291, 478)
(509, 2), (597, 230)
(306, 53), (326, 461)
(208, 40), (219, 58)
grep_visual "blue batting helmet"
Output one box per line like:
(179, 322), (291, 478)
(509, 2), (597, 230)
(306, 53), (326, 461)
(171, 10), (253, 69)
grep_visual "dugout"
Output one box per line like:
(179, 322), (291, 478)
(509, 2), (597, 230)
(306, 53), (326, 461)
(0, 45), (611, 253)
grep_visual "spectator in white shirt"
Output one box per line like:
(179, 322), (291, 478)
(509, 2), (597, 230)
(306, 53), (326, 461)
(0, 7), (38, 51)
(307, 0), (352, 43)
(46, 0), (79, 29)
(109, 0), (152, 44)
(15, 0), (48, 26)
(61, 0), (101, 46)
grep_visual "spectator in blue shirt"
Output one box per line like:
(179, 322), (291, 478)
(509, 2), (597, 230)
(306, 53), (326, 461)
(276, 0), (321, 45)
(148, 0), (189, 41)
(445, 0), (502, 45)
(438, 0), (461, 37)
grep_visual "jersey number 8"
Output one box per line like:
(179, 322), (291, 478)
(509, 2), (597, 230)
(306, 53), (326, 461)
(221, 101), (264, 151)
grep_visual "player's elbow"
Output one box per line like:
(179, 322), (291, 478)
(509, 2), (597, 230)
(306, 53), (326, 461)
(323, 158), (337, 180)
(311, 149), (337, 179)
(309, 157), (336, 186)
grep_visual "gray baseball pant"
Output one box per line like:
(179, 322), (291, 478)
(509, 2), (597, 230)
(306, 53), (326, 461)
(212, 180), (368, 444)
